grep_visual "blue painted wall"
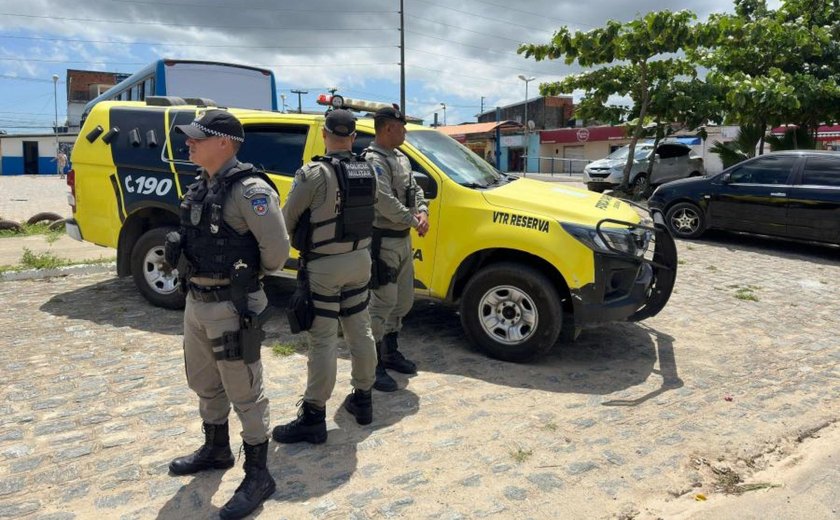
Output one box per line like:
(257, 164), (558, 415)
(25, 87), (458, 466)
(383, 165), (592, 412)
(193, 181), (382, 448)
(0, 157), (63, 175)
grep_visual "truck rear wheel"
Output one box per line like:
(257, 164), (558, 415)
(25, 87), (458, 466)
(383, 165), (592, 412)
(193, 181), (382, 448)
(131, 226), (185, 310)
(460, 262), (562, 362)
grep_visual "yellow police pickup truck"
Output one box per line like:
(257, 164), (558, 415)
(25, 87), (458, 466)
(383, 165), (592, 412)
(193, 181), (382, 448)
(66, 96), (677, 361)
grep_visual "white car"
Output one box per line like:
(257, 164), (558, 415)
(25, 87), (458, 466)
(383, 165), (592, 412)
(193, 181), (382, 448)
(583, 141), (705, 194)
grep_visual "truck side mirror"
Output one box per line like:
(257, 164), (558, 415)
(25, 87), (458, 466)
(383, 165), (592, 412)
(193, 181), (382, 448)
(413, 171), (437, 199)
(720, 172), (731, 183)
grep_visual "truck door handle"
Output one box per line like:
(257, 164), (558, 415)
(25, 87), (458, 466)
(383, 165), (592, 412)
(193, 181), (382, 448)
(770, 192), (786, 197)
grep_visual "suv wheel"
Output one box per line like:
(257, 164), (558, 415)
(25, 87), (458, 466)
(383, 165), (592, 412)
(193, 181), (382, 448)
(665, 202), (705, 239)
(632, 174), (649, 198)
(131, 226), (186, 309)
(460, 262), (562, 362)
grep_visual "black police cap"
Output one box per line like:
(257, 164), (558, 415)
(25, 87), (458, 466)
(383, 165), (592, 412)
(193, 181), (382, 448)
(324, 109), (357, 137)
(374, 105), (406, 124)
(175, 109), (244, 142)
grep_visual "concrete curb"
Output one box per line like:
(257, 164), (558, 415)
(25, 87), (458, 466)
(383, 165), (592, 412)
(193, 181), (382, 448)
(0, 262), (116, 282)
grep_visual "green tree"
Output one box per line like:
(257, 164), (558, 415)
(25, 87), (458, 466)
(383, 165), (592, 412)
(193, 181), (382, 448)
(519, 10), (703, 190)
(696, 0), (840, 152)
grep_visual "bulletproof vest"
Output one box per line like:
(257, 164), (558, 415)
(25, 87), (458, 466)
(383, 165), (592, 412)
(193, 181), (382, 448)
(364, 147), (416, 210)
(179, 163), (272, 279)
(305, 154), (376, 256)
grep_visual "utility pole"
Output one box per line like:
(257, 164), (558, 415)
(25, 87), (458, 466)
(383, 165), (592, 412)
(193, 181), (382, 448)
(440, 103), (447, 126)
(291, 89), (308, 114)
(480, 96), (485, 115)
(399, 0), (406, 112)
(52, 73), (59, 175)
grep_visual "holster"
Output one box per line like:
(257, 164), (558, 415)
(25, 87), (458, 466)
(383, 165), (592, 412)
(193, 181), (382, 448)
(286, 266), (315, 334)
(369, 230), (398, 290)
(214, 260), (264, 362)
(164, 230), (184, 267)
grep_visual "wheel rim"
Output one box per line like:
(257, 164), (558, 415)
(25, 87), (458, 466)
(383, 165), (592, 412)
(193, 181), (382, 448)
(670, 207), (700, 235)
(142, 245), (179, 295)
(477, 285), (538, 346)
(633, 176), (648, 196)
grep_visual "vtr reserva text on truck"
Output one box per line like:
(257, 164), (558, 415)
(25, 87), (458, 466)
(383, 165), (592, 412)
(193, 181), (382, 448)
(66, 95), (678, 361)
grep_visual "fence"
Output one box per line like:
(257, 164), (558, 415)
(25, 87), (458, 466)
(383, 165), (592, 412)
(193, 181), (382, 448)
(519, 156), (591, 175)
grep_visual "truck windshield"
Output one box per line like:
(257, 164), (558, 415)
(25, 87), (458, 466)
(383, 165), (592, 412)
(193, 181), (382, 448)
(406, 129), (501, 187)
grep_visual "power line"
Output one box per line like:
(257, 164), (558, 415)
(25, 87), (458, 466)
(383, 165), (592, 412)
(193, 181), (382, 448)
(406, 47), (563, 76)
(410, 0), (557, 34)
(466, 0), (596, 28)
(405, 13), (549, 45)
(108, 0), (394, 14)
(404, 30), (521, 57)
(0, 74), (66, 83)
(0, 12), (396, 31)
(0, 57), (395, 68)
(0, 34), (396, 51)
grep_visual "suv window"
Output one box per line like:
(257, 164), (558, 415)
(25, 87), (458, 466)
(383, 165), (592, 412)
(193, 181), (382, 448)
(240, 125), (307, 176)
(802, 156), (840, 187)
(729, 156), (796, 184)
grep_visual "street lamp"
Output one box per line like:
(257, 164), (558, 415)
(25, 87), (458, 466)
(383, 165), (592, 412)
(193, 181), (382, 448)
(440, 103), (447, 126)
(280, 93), (287, 113)
(52, 73), (59, 175)
(518, 74), (535, 173)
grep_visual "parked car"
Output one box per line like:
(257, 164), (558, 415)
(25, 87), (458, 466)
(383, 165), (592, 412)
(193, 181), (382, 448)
(583, 141), (705, 195)
(648, 151), (840, 245)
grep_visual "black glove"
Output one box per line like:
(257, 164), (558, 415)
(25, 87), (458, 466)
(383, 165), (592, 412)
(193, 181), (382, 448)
(262, 275), (286, 308)
(164, 231), (183, 267)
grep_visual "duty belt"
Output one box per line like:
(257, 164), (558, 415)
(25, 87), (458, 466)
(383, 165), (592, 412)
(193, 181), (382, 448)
(188, 281), (260, 302)
(372, 227), (410, 238)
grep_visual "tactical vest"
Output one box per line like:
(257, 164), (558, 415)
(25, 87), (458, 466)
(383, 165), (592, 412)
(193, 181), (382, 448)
(179, 163), (275, 279)
(300, 154), (376, 257)
(364, 147), (416, 211)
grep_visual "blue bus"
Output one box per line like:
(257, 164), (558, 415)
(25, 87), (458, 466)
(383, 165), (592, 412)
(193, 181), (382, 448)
(82, 58), (278, 118)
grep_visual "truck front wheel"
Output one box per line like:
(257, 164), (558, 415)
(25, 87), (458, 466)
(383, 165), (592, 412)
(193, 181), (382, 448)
(130, 226), (186, 310)
(460, 263), (562, 362)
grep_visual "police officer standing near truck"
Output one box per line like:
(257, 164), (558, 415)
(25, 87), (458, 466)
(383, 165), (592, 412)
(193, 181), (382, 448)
(364, 105), (429, 391)
(272, 109), (378, 444)
(166, 109), (290, 520)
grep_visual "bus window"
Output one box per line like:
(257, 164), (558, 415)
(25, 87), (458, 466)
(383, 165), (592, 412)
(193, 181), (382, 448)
(131, 84), (140, 101)
(144, 77), (154, 98)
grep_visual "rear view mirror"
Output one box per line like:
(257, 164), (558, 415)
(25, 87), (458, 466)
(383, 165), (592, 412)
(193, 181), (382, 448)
(413, 171), (437, 200)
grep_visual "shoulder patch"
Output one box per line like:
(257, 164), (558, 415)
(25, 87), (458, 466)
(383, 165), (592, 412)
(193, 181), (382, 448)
(251, 197), (269, 216)
(374, 164), (385, 177)
(242, 185), (271, 199)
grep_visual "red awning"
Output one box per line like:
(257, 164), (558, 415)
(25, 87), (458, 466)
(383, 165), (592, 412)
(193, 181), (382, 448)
(540, 126), (627, 144)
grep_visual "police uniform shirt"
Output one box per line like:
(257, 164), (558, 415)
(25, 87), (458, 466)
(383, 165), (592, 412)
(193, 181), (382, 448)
(365, 143), (428, 231)
(191, 158), (290, 285)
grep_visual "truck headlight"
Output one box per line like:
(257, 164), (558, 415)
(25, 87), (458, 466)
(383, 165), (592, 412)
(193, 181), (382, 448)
(562, 223), (650, 257)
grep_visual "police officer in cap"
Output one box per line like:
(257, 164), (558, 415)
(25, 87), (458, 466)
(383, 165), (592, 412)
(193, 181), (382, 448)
(167, 109), (290, 520)
(272, 109), (378, 444)
(364, 105), (429, 391)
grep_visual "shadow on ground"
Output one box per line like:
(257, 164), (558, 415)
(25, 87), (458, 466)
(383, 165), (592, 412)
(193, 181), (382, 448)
(691, 230), (840, 266)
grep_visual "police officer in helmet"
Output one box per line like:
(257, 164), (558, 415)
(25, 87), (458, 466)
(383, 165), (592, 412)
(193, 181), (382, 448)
(166, 109), (290, 520)
(365, 105), (429, 391)
(272, 109), (378, 444)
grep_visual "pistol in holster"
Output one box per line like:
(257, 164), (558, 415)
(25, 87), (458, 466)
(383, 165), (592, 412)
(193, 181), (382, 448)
(218, 260), (265, 363)
(369, 230), (398, 290)
(286, 261), (315, 334)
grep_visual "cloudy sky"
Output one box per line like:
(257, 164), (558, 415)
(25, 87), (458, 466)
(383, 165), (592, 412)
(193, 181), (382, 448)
(0, 0), (780, 132)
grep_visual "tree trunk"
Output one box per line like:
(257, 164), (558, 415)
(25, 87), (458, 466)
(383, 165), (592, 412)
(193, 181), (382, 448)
(621, 62), (650, 192)
(758, 117), (767, 155)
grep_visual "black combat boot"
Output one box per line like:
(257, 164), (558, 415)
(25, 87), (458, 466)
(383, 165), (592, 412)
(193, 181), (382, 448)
(169, 422), (235, 475)
(219, 440), (276, 520)
(342, 388), (373, 425)
(373, 341), (398, 392)
(382, 332), (417, 374)
(271, 401), (327, 444)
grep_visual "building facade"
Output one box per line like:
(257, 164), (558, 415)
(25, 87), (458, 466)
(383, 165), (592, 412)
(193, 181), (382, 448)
(0, 134), (78, 175)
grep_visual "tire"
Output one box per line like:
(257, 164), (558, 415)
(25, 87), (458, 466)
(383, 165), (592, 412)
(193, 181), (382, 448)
(26, 212), (63, 225)
(460, 262), (562, 362)
(586, 183), (606, 193)
(632, 174), (649, 198)
(131, 226), (186, 310)
(47, 219), (66, 231)
(665, 202), (705, 239)
(0, 219), (23, 232)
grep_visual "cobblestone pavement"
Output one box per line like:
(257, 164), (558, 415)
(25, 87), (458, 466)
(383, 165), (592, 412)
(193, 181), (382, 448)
(1, 231), (839, 519)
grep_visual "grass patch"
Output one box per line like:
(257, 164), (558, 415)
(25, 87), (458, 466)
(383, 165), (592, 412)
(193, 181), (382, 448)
(677, 259), (686, 266)
(0, 248), (115, 274)
(733, 284), (761, 302)
(706, 265), (718, 271)
(509, 445), (533, 463)
(542, 422), (558, 432)
(0, 222), (65, 240)
(271, 341), (299, 357)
